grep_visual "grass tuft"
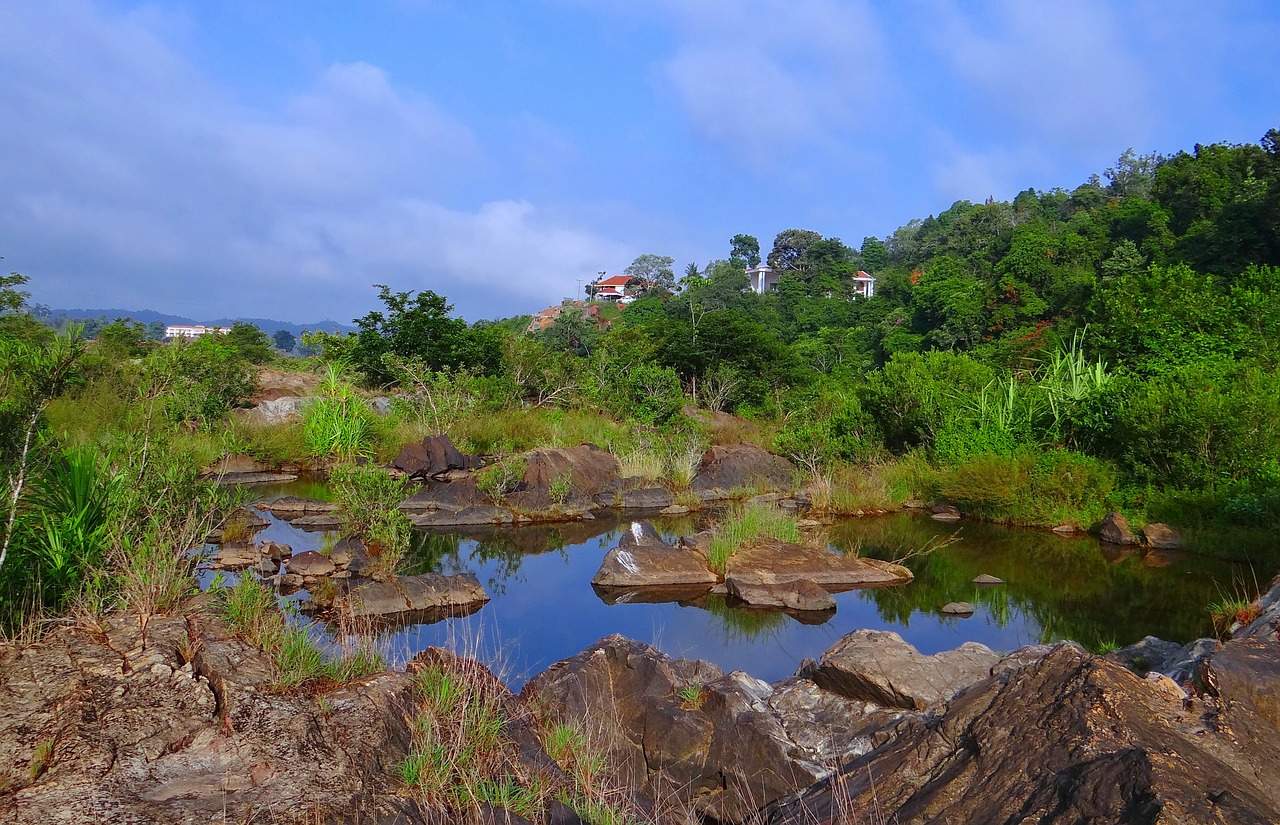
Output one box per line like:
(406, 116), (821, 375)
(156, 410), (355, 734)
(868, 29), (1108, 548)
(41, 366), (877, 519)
(706, 503), (802, 576)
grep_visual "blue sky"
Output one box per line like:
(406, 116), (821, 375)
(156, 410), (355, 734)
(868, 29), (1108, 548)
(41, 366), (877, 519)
(2, 1), (1278, 323)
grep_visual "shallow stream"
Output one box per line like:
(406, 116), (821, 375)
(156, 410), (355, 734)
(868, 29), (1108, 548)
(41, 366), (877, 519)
(220, 480), (1263, 688)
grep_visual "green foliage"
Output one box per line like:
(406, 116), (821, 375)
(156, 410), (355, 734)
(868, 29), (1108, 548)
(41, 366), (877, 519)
(271, 329), (296, 353)
(931, 450), (1116, 525)
(141, 335), (255, 428)
(774, 385), (879, 471)
(860, 351), (996, 451)
(330, 463), (413, 573)
(223, 323), (274, 364)
(548, 471), (573, 505)
(303, 364), (375, 460)
(707, 503), (802, 576)
(475, 454), (527, 503)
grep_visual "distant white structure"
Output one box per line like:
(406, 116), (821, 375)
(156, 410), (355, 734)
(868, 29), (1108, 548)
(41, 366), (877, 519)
(164, 324), (232, 339)
(746, 264), (876, 298)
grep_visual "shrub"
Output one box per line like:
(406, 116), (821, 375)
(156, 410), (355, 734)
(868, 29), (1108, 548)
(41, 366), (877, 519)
(303, 364), (376, 460)
(475, 454), (527, 503)
(330, 463), (413, 576)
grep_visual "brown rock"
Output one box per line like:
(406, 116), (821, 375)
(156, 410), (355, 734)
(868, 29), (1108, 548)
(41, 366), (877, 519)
(726, 539), (912, 590)
(726, 577), (836, 611)
(263, 496), (338, 516)
(339, 572), (490, 622)
(284, 550), (336, 577)
(591, 522), (716, 588)
(813, 629), (999, 710)
(505, 444), (621, 511)
(690, 444), (797, 497)
(392, 434), (472, 478)
(1143, 522), (1184, 549)
(1099, 511), (1138, 545)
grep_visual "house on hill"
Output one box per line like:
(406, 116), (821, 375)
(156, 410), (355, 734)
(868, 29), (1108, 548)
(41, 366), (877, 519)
(746, 264), (876, 298)
(528, 301), (605, 333)
(589, 274), (648, 305)
(164, 324), (232, 339)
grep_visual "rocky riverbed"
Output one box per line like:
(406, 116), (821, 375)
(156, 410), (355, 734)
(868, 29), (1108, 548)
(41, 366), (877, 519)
(3, 575), (1279, 823)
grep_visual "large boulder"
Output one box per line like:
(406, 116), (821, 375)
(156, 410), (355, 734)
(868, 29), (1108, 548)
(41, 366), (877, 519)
(1099, 511), (1138, 545)
(1143, 522), (1184, 549)
(591, 522), (717, 588)
(399, 477), (484, 513)
(812, 629), (999, 710)
(392, 434), (473, 479)
(505, 444), (620, 511)
(410, 505), (515, 527)
(690, 445), (797, 498)
(768, 643), (1280, 825)
(725, 577), (836, 612)
(338, 572), (490, 623)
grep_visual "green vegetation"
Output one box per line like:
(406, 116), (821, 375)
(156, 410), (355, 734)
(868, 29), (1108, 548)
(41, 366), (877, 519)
(330, 462), (413, 576)
(303, 364), (376, 460)
(707, 503), (803, 576)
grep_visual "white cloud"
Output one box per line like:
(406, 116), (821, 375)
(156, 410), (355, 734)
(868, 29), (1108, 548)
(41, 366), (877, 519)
(0, 1), (627, 321)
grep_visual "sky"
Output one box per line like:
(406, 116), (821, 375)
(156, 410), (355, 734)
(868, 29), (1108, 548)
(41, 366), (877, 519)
(2, 1), (1278, 324)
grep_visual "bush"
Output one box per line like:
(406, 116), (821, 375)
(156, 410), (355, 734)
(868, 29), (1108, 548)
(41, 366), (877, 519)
(142, 336), (255, 428)
(303, 365), (376, 460)
(859, 351), (996, 452)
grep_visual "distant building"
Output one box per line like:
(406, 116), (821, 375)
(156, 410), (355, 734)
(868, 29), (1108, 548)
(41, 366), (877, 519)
(527, 301), (605, 333)
(164, 324), (232, 339)
(746, 264), (876, 298)
(589, 274), (635, 304)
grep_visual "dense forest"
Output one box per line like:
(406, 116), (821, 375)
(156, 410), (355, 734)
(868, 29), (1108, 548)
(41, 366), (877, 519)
(3, 131), (1279, 634)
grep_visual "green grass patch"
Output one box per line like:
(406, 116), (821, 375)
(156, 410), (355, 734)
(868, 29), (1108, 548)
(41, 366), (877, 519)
(707, 503), (802, 576)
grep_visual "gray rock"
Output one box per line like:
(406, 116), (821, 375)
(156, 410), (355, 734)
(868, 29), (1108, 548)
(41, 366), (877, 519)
(726, 577), (836, 612)
(618, 487), (674, 510)
(410, 505), (515, 527)
(724, 540), (913, 590)
(341, 572), (490, 619)
(1099, 511), (1138, 545)
(971, 573), (1004, 585)
(284, 550), (336, 578)
(942, 601), (975, 616)
(813, 629), (999, 710)
(263, 496), (337, 516)
(1107, 635), (1183, 675)
(1162, 637), (1219, 687)
(690, 445), (797, 496)
(592, 524), (716, 588)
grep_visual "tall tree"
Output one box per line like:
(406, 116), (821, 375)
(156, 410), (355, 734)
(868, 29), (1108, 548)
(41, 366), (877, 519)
(272, 329), (297, 352)
(767, 229), (823, 272)
(624, 254), (676, 296)
(729, 234), (761, 267)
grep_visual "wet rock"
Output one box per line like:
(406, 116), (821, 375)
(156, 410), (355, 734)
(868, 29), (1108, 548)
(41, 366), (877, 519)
(1099, 510), (1138, 545)
(340, 572), (490, 620)
(262, 496), (337, 516)
(971, 573), (1004, 585)
(399, 477), (482, 513)
(725, 540), (912, 590)
(392, 434), (473, 479)
(260, 540), (293, 560)
(410, 505), (516, 527)
(767, 644), (1280, 825)
(725, 577), (836, 612)
(284, 550), (336, 578)
(254, 557), (279, 577)
(618, 487), (673, 510)
(592, 523), (716, 588)
(941, 601), (975, 615)
(1107, 635), (1183, 674)
(286, 512), (343, 530)
(1051, 523), (1079, 534)
(929, 502), (961, 522)
(690, 445), (797, 498)
(213, 472), (299, 486)
(813, 629), (999, 710)
(1142, 521), (1183, 549)
(659, 504), (691, 516)
(212, 542), (260, 569)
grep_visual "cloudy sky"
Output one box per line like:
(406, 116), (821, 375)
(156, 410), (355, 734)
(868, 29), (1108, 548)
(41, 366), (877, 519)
(3, 1), (1278, 323)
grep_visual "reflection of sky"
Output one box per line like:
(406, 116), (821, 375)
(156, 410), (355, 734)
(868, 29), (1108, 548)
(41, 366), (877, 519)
(215, 489), (1242, 691)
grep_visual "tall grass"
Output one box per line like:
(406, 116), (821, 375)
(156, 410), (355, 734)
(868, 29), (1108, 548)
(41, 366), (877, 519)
(331, 463), (414, 577)
(707, 503), (802, 576)
(303, 363), (375, 460)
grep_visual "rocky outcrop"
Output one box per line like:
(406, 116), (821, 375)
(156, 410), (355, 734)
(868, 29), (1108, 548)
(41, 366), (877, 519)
(506, 444), (620, 511)
(0, 610), (419, 823)
(337, 572), (490, 624)
(617, 487), (674, 510)
(1099, 510), (1138, 545)
(410, 505), (516, 528)
(259, 496), (338, 517)
(1143, 521), (1184, 549)
(724, 539), (912, 591)
(812, 630), (999, 710)
(767, 642), (1280, 825)
(392, 434), (474, 479)
(399, 477), (484, 513)
(690, 445), (797, 498)
(726, 577), (836, 612)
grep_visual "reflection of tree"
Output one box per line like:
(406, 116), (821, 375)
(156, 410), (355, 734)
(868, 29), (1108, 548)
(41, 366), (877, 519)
(841, 513), (1250, 651)
(703, 594), (789, 643)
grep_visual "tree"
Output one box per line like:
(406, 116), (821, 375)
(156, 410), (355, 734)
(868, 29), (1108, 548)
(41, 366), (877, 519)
(623, 254), (676, 296)
(730, 234), (761, 267)
(767, 229), (823, 272)
(224, 322), (273, 364)
(0, 272), (29, 314)
(683, 262), (700, 281)
(272, 329), (297, 353)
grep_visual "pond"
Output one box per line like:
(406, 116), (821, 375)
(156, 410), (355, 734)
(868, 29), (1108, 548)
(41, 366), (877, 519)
(222, 480), (1266, 689)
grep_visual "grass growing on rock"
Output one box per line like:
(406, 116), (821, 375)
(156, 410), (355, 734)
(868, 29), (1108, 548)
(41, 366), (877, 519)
(707, 502), (802, 576)
(218, 576), (384, 690)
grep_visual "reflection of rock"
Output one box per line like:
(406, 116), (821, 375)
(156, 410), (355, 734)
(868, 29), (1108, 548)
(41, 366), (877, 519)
(725, 576), (835, 612)
(1142, 546), (1181, 567)
(286, 513), (343, 530)
(726, 540), (912, 591)
(813, 630), (999, 711)
(205, 507), (270, 542)
(690, 444), (796, 499)
(1099, 511), (1138, 545)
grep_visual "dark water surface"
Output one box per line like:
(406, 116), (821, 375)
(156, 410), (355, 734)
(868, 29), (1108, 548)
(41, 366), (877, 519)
(233, 481), (1263, 689)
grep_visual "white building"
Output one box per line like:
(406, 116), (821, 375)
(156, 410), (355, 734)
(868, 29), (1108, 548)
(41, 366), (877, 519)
(746, 264), (876, 298)
(164, 324), (232, 339)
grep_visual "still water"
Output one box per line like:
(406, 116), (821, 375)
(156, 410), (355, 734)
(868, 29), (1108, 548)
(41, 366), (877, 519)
(231, 481), (1261, 689)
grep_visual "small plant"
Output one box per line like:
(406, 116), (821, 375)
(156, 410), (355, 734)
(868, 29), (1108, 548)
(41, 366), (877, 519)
(330, 463), (413, 577)
(303, 362), (375, 460)
(549, 471), (573, 505)
(1209, 595), (1260, 637)
(707, 502), (802, 576)
(28, 738), (53, 780)
(612, 445), (664, 481)
(678, 684), (705, 709)
(475, 454), (527, 503)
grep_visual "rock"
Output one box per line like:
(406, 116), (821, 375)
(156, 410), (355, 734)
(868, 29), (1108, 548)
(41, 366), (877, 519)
(618, 487), (673, 510)
(505, 444), (621, 511)
(592, 523), (717, 588)
(254, 558), (279, 577)
(392, 434), (471, 478)
(1051, 523), (1078, 535)
(1145, 671), (1188, 702)
(213, 471), (300, 486)
(399, 477), (482, 513)
(212, 542), (259, 569)
(930, 510), (961, 522)
(941, 601), (974, 615)
(725, 577), (836, 612)
(1107, 635), (1183, 675)
(340, 572), (490, 622)
(522, 635), (831, 823)
(1099, 510), (1138, 545)
(203, 454), (268, 476)
(241, 395), (307, 425)
(724, 539), (912, 590)
(263, 496), (338, 516)
(690, 445), (797, 497)
(1142, 521), (1183, 549)
(1162, 637), (1219, 687)
(767, 677), (900, 769)
(410, 505), (515, 527)
(286, 513), (343, 530)
(260, 540), (293, 560)
(659, 505), (691, 516)
(284, 550), (336, 577)
(767, 644), (1280, 824)
(812, 629), (999, 710)
(971, 573), (1004, 585)
(1206, 637), (1280, 732)
(929, 502), (960, 516)
(1237, 575), (1280, 641)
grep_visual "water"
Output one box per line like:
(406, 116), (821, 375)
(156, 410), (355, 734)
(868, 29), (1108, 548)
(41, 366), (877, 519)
(225, 481), (1264, 689)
